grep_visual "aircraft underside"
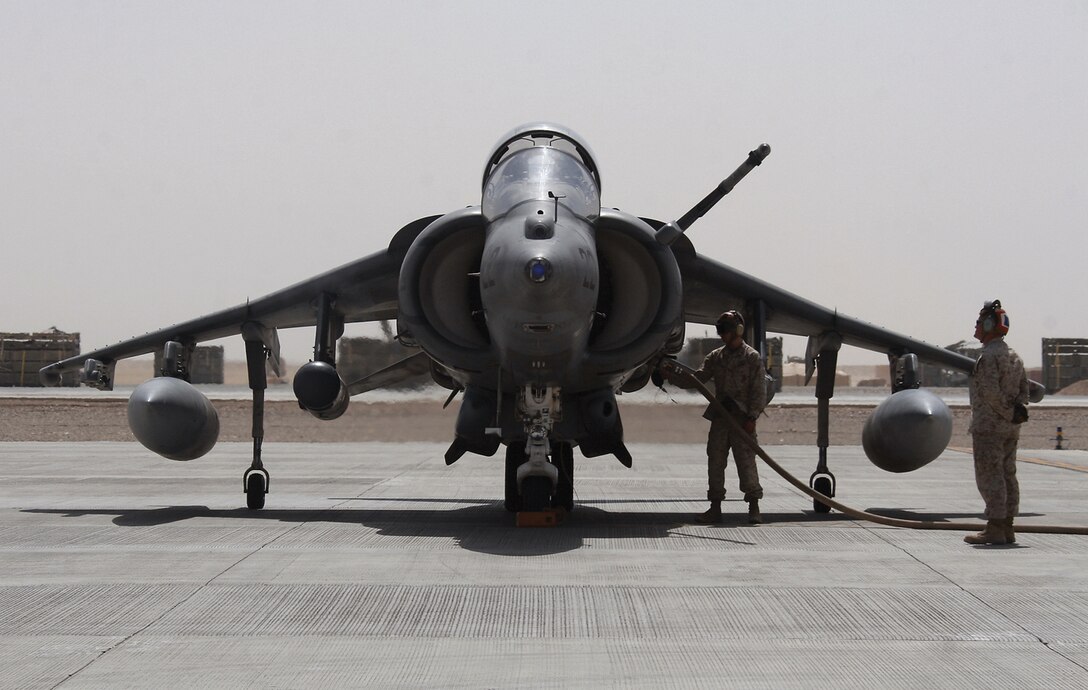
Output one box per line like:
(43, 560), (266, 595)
(444, 381), (634, 513)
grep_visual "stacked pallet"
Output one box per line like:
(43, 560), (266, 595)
(0, 331), (80, 387)
(337, 337), (417, 387)
(1043, 338), (1088, 393)
(152, 345), (225, 384)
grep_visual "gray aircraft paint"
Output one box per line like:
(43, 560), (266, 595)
(38, 123), (1041, 510)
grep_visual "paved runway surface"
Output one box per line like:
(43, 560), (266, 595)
(2, 441), (1088, 688)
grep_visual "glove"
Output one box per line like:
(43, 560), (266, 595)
(651, 365), (666, 388)
(654, 358), (678, 386)
(742, 417), (757, 435)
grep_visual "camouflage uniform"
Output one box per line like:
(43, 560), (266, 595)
(691, 342), (766, 502)
(968, 338), (1029, 520)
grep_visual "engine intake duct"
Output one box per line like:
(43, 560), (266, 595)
(396, 208), (494, 375)
(293, 360), (349, 420)
(585, 210), (683, 387)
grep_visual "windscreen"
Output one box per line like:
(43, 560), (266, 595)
(482, 147), (600, 221)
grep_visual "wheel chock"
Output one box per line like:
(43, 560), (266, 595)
(516, 509), (565, 528)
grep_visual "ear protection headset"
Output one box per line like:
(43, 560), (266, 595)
(716, 310), (745, 337)
(978, 299), (1009, 336)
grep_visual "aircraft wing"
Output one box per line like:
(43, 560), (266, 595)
(40, 215), (440, 386)
(672, 239), (977, 374)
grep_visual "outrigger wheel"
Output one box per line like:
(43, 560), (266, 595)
(809, 470), (835, 514)
(244, 468), (269, 510)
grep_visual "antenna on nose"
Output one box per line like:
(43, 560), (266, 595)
(547, 191), (566, 222)
(656, 143), (771, 246)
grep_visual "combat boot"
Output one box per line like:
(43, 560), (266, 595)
(963, 519), (1008, 545)
(1003, 517), (1016, 544)
(696, 502), (722, 524)
(747, 499), (762, 524)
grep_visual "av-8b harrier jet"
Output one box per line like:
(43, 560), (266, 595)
(40, 123), (1043, 513)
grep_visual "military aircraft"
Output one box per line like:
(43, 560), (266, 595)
(40, 123), (1044, 513)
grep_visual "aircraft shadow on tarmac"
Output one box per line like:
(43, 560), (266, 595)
(17, 497), (899, 556)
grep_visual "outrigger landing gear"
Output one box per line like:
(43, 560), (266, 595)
(242, 325), (271, 510)
(808, 332), (841, 514)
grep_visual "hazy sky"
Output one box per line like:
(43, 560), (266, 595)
(2, 1), (1085, 368)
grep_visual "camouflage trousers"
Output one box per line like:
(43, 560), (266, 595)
(706, 420), (763, 502)
(971, 429), (1020, 520)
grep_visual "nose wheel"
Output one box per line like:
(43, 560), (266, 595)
(504, 440), (573, 513)
(521, 476), (553, 512)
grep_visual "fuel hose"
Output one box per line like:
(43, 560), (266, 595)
(661, 359), (1088, 536)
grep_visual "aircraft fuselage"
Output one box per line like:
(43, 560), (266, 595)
(479, 201), (599, 386)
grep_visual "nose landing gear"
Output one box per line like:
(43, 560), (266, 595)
(504, 384), (572, 525)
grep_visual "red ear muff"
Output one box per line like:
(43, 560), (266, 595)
(979, 301), (1009, 336)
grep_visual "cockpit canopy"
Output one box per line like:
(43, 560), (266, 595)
(482, 123), (601, 222)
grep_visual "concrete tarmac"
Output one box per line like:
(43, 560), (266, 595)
(2, 441), (1088, 688)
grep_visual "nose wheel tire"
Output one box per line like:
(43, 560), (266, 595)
(521, 476), (553, 512)
(504, 445), (525, 512)
(552, 442), (574, 512)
